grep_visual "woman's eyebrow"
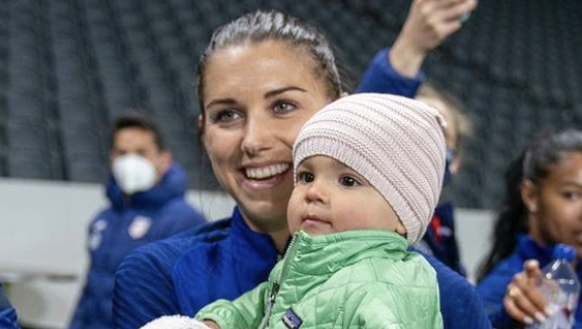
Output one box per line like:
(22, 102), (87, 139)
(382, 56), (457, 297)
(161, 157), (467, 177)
(205, 98), (237, 109)
(264, 86), (308, 99)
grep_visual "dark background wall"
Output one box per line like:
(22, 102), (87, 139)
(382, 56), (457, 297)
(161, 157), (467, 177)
(1, 0), (581, 209)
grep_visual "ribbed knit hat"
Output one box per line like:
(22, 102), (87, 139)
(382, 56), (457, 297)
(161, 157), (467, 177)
(293, 93), (447, 244)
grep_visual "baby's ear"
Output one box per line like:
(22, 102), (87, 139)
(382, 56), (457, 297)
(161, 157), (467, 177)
(395, 221), (407, 237)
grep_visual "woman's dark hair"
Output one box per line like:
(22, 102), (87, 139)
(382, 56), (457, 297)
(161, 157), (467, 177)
(196, 10), (343, 118)
(477, 129), (582, 282)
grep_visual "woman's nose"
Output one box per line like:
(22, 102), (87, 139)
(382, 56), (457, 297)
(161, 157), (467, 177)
(241, 117), (272, 156)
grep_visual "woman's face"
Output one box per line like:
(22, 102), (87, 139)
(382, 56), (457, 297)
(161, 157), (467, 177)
(524, 152), (582, 257)
(200, 40), (331, 233)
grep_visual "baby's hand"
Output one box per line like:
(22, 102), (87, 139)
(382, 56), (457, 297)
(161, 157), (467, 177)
(140, 315), (214, 329)
(202, 320), (221, 329)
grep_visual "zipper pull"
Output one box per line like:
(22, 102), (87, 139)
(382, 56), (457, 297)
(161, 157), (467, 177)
(270, 282), (280, 303)
(258, 282), (281, 329)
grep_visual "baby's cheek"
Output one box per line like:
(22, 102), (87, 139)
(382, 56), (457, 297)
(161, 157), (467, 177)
(338, 208), (370, 230)
(286, 199), (302, 234)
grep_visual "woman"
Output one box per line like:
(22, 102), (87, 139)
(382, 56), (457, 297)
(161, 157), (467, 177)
(477, 130), (582, 328)
(113, 10), (488, 329)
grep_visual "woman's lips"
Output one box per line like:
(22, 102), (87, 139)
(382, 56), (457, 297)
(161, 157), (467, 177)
(244, 163), (290, 179)
(239, 163), (292, 190)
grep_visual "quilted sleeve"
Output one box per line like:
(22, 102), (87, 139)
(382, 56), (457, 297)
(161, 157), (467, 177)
(343, 281), (443, 329)
(195, 281), (269, 329)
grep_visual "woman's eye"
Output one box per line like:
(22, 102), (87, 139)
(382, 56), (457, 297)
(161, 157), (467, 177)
(564, 191), (582, 201)
(298, 171), (314, 183)
(340, 176), (360, 187)
(272, 101), (296, 114)
(213, 110), (241, 123)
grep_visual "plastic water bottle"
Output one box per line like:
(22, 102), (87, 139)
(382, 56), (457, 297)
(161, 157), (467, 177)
(527, 244), (580, 329)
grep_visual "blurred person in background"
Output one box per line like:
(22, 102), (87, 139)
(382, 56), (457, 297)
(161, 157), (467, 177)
(477, 130), (582, 328)
(0, 280), (20, 329)
(358, 0), (476, 275)
(113, 9), (490, 329)
(69, 113), (207, 329)
(414, 82), (472, 275)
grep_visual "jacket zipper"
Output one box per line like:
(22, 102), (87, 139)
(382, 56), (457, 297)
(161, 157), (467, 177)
(257, 282), (280, 329)
(257, 234), (301, 329)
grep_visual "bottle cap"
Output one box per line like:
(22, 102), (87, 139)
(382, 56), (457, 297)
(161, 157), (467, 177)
(552, 243), (576, 262)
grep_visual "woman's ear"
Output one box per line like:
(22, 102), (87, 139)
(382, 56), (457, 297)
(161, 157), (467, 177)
(198, 114), (204, 131)
(450, 155), (462, 175)
(520, 179), (538, 213)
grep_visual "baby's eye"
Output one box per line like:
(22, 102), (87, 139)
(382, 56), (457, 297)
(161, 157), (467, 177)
(272, 101), (296, 114)
(340, 176), (360, 187)
(297, 171), (315, 184)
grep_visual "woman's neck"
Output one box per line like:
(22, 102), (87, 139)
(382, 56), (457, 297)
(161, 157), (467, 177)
(240, 212), (290, 254)
(270, 228), (292, 254)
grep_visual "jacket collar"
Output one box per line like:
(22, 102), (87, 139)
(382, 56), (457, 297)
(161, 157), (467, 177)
(283, 230), (407, 276)
(106, 162), (188, 210)
(230, 207), (280, 292)
(230, 207), (280, 256)
(516, 234), (556, 268)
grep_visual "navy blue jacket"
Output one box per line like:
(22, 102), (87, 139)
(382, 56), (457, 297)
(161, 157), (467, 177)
(415, 203), (466, 276)
(0, 281), (19, 329)
(114, 208), (491, 329)
(69, 163), (206, 329)
(477, 235), (582, 328)
(356, 47), (423, 97)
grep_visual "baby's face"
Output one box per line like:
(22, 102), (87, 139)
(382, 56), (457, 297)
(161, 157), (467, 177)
(287, 155), (405, 236)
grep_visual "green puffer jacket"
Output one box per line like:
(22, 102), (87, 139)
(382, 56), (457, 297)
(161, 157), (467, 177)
(196, 230), (443, 329)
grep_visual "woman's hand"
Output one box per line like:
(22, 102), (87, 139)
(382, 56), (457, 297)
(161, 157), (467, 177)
(390, 0), (478, 77)
(503, 260), (553, 325)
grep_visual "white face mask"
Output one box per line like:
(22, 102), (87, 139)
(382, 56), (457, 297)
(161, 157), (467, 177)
(112, 154), (157, 195)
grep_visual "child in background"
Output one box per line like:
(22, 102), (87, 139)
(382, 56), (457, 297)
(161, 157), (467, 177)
(193, 93), (447, 329)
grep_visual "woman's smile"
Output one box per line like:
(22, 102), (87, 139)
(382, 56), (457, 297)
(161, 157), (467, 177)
(239, 162), (293, 191)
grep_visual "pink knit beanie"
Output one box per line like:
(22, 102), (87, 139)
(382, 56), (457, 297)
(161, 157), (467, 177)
(293, 93), (447, 244)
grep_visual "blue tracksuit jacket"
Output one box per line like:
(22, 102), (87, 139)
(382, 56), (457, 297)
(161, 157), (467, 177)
(69, 163), (206, 329)
(356, 47), (423, 97)
(0, 281), (20, 329)
(477, 235), (582, 328)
